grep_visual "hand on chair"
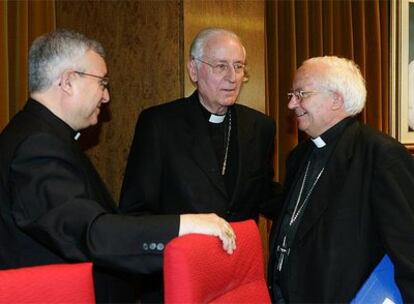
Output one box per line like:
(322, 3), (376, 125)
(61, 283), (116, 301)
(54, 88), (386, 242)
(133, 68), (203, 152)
(179, 213), (236, 254)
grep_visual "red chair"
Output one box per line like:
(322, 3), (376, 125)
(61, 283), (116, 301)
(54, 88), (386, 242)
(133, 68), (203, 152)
(164, 219), (271, 303)
(0, 262), (95, 303)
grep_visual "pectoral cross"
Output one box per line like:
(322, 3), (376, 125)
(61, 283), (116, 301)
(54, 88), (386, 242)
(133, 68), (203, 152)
(276, 236), (290, 272)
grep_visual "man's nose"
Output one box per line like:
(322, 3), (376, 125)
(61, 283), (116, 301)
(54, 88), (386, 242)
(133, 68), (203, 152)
(287, 95), (300, 109)
(224, 65), (237, 82)
(102, 87), (110, 103)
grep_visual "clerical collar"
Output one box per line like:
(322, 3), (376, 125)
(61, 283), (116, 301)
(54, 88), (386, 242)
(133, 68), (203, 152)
(74, 132), (81, 141)
(311, 137), (326, 148)
(198, 100), (228, 124)
(312, 117), (354, 148)
(209, 113), (226, 123)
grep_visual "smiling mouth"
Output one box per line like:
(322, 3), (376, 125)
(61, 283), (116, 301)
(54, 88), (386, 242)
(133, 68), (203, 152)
(296, 111), (307, 117)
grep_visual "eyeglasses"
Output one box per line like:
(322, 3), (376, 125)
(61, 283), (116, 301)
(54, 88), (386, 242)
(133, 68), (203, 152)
(287, 90), (320, 102)
(74, 71), (109, 90)
(193, 57), (245, 75)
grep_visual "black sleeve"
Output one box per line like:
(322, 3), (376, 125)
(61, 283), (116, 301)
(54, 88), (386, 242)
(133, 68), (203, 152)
(10, 133), (179, 274)
(372, 143), (414, 302)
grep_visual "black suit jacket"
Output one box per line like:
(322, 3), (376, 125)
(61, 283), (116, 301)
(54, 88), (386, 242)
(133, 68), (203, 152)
(268, 119), (414, 303)
(120, 91), (281, 221)
(0, 99), (179, 302)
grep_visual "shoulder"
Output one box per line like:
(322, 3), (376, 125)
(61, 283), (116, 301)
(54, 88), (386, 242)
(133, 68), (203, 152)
(140, 95), (194, 120)
(356, 123), (404, 150)
(1, 131), (77, 181)
(348, 122), (412, 168)
(2, 111), (76, 159)
(235, 104), (275, 128)
(1, 110), (50, 151)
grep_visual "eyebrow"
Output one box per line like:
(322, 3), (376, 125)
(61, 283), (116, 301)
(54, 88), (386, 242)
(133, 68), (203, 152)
(214, 59), (245, 63)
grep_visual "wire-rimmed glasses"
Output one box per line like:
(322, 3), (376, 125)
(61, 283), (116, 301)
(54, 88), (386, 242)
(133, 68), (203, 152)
(193, 57), (245, 76)
(287, 90), (320, 102)
(74, 71), (109, 90)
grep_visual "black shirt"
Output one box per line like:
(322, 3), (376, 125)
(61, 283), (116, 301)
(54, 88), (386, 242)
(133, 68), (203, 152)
(198, 102), (239, 199)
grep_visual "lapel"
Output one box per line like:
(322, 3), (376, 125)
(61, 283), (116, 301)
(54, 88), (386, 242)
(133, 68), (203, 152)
(184, 92), (228, 198)
(294, 120), (359, 244)
(230, 105), (256, 205)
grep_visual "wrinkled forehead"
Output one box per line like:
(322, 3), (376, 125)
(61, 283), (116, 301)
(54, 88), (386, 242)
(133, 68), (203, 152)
(204, 34), (245, 60)
(293, 62), (326, 88)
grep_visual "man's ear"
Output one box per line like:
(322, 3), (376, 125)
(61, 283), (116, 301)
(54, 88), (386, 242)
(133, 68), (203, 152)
(187, 59), (198, 83)
(331, 92), (344, 110)
(58, 70), (74, 95)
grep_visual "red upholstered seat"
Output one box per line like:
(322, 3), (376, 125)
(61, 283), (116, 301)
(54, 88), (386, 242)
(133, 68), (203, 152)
(0, 262), (95, 303)
(164, 219), (271, 303)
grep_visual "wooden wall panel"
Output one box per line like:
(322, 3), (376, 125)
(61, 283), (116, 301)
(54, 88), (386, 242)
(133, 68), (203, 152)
(183, 0), (266, 113)
(56, 0), (183, 200)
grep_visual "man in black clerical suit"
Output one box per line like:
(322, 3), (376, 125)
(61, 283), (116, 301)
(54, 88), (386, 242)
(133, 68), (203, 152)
(120, 28), (282, 302)
(268, 56), (414, 303)
(0, 29), (236, 304)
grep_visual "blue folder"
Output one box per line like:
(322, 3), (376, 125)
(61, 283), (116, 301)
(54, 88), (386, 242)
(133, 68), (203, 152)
(351, 255), (402, 304)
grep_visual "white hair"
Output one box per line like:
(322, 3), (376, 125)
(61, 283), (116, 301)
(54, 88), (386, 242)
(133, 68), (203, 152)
(189, 27), (246, 60)
(29, 29), (105, 93)
(302, 56), (367, 115)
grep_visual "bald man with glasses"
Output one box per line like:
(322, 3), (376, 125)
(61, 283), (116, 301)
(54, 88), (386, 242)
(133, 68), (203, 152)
(120, 27), (282, 303)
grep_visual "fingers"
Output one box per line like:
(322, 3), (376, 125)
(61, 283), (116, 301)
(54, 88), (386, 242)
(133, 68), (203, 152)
(217, 217), (236, 255)
(179, 213), (237, 254)
(221, 234), (236, 255)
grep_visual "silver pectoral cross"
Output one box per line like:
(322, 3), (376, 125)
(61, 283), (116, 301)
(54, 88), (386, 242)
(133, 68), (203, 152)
(276, 236), (290, 272)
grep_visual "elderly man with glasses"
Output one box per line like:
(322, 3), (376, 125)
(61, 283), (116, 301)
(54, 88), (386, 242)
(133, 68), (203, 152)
(120, 27), (282, 303)
(268, 56), (414, 303)
(0, 29), (238, 304)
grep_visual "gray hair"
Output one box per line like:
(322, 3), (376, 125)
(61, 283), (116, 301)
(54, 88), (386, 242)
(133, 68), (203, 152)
(302, 56), (367, 115)
(29, 29), (105, 93)
(189, 27), (246, 60)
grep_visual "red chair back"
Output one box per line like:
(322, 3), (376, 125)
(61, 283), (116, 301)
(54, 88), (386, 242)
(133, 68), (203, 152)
(164, 219), (271, 303)
(0, 262), (95, 303)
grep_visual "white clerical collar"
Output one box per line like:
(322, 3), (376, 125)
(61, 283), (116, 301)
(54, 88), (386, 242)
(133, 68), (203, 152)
(74, 132), (81, 141)
(311, 136), (326, 148)
(209, 113), (226, 123)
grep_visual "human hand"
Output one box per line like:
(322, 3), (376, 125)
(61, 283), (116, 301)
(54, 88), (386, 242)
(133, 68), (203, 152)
(179, 213), (236, 254)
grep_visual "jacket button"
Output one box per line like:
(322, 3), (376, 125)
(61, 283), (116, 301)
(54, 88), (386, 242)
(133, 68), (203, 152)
(157, 243), (164, 251)
(143, 243), (149, 250)
(149, 243), (156, 250)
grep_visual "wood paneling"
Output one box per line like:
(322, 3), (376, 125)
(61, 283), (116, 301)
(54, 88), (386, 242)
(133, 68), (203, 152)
(56, 0), (183, 200)
(183, 0), (266, 113)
